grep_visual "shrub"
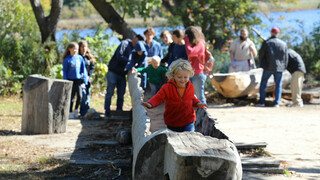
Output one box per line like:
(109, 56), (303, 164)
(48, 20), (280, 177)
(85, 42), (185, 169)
(0, 57), (23, 95)
(292, 22), (320, 79)
(0, 0), (59, 95)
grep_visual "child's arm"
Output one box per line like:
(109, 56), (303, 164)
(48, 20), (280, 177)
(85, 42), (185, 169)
(143, 85), (167, 109)
(62, 59), (68, 80)
(141, 102), (152, 108)
(195, 102), (208, 109)
(192, 96), (208, 109)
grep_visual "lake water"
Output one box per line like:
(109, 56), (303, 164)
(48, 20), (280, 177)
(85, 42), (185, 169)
(56, 9), (320, 47)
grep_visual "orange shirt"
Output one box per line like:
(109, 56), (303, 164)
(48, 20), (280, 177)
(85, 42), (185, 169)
(177, 86), (186, 97)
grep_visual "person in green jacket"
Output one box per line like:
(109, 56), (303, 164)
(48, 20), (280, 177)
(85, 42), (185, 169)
(133, 56), (168, 96)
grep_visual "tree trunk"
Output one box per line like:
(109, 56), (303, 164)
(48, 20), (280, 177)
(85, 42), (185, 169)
(30, 0), (63, 43)
(22, 75), (73, 134)
(89, 0), (136, 40)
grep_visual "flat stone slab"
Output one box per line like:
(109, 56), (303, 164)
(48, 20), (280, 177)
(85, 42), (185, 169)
(235, 142), (268, 150)
(241, 157), (282, 168)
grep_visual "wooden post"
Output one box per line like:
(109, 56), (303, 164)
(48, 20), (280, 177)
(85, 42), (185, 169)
(22, 74), (72, 134)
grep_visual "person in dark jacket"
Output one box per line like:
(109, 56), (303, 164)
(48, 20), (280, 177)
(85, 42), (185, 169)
(160, 30), (175, 67)
(286, 49), (306, 107)
(125, 40), (148, 89)
(256, 27), (288, 107)
(104, 34), (145, 118)
(79, 40), (96, 117)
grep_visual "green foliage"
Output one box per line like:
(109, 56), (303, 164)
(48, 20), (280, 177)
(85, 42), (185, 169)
(63, 0), (86, 8)
(111, 0), (162, 19)
(0, 0), (59, 95)
(92, 62), (108, 91)
(211, 50), (230, 74)
(0, 57), (23, 95)
(165, 0), (260, 50)
(50, 64), (63, 79)
(84, 27), (117, 64)
(292, 22), (320, 79)
(61, 1), (98, 19)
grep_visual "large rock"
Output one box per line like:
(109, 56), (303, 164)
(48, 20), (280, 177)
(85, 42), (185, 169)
(22, 74), (72, 134)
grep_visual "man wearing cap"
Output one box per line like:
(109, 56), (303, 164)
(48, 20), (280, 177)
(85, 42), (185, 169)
(256, 27), (288, 107)
(104, 34), (145, 118)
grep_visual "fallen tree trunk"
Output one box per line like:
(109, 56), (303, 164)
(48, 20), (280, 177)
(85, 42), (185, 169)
(22, 74), (72, 134)
(128, 71), (242, 180)
(210, 68), (291, 98)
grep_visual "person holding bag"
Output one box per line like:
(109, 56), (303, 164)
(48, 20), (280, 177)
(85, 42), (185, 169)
(184, 26), (207, 104)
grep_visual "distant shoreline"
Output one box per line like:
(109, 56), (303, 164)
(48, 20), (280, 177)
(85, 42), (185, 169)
(57, 16), (169, 31)
(57, 7), (319, 31)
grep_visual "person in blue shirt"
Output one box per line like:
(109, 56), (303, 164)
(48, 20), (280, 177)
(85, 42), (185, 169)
(62, 42), (88, 118)
(104, 34), (146, 118)
(168, 29), (188, 67)
(125, 41), (148, 89)
(144, 27), (163, 60)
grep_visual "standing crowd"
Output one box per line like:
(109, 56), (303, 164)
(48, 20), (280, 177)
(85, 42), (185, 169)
(62, 26), (306, 133)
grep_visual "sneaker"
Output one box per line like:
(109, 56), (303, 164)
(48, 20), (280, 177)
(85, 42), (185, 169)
(74, 109), (79, 118)
(255, 103), (265, 107)
(273, 104), (279, 108)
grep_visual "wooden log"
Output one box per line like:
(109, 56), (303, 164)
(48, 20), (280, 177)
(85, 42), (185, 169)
(281, 89), (315, 102)
(210, 68), (291, 98)
(128, 71), (242, 180)
(21, 74), (72, 134)
(195, 108), (229, 140)
(134, 130), (242, 180)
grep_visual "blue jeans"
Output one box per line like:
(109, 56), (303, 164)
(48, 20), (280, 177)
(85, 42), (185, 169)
(259, 70), (283, 105)
(104, 71), (126, 117)
(167, 122), (195, 132)
(149, 82), (161, 96)
(190, 72), (207, 104)
(80, 83), (91, 116)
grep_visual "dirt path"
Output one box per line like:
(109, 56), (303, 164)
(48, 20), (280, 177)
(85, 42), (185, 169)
(207, 99), (320, 179)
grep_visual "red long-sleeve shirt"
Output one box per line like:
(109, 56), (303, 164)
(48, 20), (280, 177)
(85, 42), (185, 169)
(184, 37), (206, 75)
(147, 79), (201, 127)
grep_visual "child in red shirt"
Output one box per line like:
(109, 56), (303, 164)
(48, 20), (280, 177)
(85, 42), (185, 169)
(141, 60), (208, 132)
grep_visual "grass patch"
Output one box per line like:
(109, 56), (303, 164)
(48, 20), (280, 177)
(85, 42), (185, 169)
(0, 90), (133, 179)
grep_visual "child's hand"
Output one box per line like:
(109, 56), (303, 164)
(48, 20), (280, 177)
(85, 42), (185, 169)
(131, 68), (137, 73)
(196, 103), (208, 109)
(141, 102), (152, 109)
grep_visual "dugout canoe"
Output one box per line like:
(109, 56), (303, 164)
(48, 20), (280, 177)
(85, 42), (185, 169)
(210, 68), (291, 98)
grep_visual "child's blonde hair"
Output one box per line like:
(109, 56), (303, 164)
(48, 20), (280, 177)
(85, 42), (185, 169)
(61, 42), (78, 61)
(166, 60), (194, 79)
(151, 56), (161, 63)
